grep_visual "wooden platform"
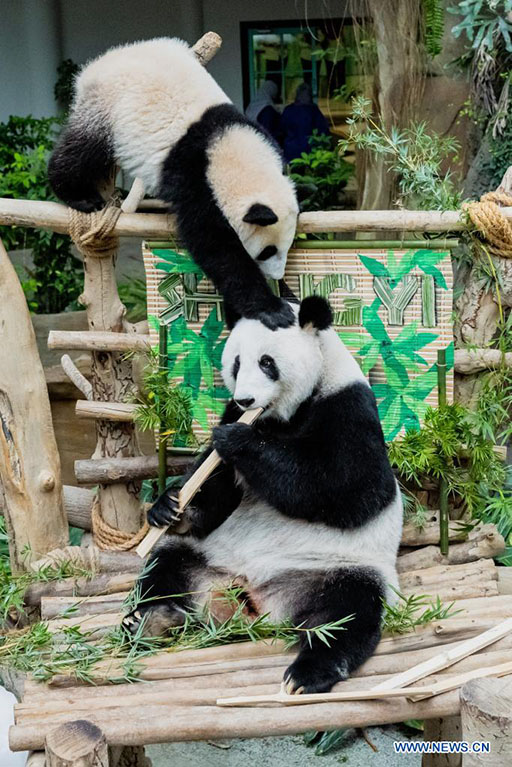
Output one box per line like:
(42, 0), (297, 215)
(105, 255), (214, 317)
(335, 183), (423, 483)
(8, 525), (512, 753)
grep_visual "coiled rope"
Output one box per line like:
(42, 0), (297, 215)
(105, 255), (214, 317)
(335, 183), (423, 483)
(465, 191), (512, 259)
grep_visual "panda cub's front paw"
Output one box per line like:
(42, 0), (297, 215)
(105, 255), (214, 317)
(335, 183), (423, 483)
(283, 656), (349, 695)
(213, 423), (253, 461)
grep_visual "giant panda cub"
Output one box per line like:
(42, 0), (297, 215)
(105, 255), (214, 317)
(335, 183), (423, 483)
(48, 38), (299, 329)
(124, 296), (403, 693)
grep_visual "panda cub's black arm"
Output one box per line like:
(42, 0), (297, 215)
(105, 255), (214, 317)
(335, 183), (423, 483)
(147, 401), (243, 536)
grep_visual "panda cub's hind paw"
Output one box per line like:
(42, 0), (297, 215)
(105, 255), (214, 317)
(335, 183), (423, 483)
(122, 603), (185, 638)
(283, 656), (349, 695)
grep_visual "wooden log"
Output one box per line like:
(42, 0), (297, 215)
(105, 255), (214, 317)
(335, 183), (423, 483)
(45, 720), (108, 766)
(63, 486), (93, 530)
(24, 573), (137, 606)
(0, 239), (68, 571)
(8, 690), (461, 750)
(191, 31), (222, 65)
(454, 348), (512, 374)
(401, 516), (492, 547)
(498, 569), (512, 595)
(460, 678), (512, 765)
(60, 355), (93, 400)
(48, 332), (151, 353)
(26, 753), (47, 767)
(75, 401), (136, 422)
(30, 546), (141, 575)
(422, 716), (462, 767)
(399, 560), (497, 591)
(74, 455), (192, 485)
(1, 199), (491, 237)
(397, 530), (506, 572)
(41, 593), (131, 620)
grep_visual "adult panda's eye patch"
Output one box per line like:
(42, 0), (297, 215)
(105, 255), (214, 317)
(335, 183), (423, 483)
(257, 245), (277, 262)
(259, 355), (279, 381)
(232, 355), (240, 379)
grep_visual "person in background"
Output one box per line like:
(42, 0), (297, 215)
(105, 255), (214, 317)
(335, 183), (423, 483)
(280, 82), (330, 162)
(245, 80), (281, 143)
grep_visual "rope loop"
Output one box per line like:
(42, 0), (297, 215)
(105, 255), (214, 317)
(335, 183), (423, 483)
(465, 191), (512, 259)
(68, 196), (122, 260)
(91, 495), (149, 551)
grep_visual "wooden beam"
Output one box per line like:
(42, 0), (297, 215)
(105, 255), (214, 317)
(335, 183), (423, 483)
(455, 348), (512, 374)
(3, 198), (509, 238)
(74, 455), (192, 485)
(48, 331), (151, 352)
(75, 401), (136, 422)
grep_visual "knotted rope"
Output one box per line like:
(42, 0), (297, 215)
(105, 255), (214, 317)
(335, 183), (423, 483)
(91, 495), (149, 551)
(68, 196), (122, 260)
(465, 191), (512, 259)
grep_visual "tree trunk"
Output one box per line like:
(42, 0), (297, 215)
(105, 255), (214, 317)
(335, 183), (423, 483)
(460, 678), (512, 765)
(0, 239), (68, 571)
(422, 716), (462, 767)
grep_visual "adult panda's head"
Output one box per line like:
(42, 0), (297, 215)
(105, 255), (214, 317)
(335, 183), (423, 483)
(222, 296), (336, 421)
(206, 124), (299, 280)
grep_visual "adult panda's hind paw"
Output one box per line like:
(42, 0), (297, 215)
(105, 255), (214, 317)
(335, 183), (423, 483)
(122, 602), (185, 638)
(283, 656), (349, 695)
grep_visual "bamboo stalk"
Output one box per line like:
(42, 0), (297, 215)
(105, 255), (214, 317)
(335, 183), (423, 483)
(216, 661), (512, 708)
(158, 323), (168, 495)
(437, 348), (449, 556)
(48, 330), (151, 352)
(372, 616), (512, 692)
(135, 407), (264, 558)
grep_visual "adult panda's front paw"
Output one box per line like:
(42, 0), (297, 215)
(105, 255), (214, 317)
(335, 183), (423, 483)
(147, 491), (181, 528)
(283, 656), (349, 695)
(213, 423), (253, 461)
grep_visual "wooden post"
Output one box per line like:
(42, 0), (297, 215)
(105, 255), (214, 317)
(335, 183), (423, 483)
(0, 239), (68, 571)
(460, 678), (512, 765)
(45, 720), (108, 766)
(422, 717), (462, 767)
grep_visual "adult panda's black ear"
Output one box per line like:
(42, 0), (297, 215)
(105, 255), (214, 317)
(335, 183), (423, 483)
(243, 203), (278, 226)
(298, 296), (333, 331)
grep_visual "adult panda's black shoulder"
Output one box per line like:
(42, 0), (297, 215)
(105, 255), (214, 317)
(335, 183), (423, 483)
(48, 38), (298, 329)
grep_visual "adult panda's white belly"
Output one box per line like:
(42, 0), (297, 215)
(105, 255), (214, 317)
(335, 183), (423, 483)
(200, 489), (403, 599)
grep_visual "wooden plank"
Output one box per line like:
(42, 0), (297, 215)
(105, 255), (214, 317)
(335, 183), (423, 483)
(0, 239), (68, 571)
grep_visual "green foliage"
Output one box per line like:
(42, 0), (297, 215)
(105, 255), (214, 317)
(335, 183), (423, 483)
(0, 581), (353, 684)
(118, 278), (148, 322)
(340, 97), (461, 210)
(382, 590), (461, 635)
(423, 0), (445, 58)
(388, 403), (512, 526)
(133, 347), (196, 447)
(54, 59), (79, 111)
(289, 132), (354, 211)
(450, 1), (512, 52)
(0, 115), (83, 313)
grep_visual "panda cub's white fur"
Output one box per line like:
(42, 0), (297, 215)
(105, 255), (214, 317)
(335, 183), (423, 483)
(74, 38), (229, 194)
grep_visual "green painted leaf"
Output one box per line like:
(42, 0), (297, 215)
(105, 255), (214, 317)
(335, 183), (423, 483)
(359, 254), (390, 278)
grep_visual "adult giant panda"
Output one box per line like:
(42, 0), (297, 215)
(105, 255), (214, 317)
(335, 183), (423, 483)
(48, 38), (299, 329)
(124, 296), (403, 693)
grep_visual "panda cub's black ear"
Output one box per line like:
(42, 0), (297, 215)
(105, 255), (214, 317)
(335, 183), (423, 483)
(243, 203), (279, 226)
(298, 296), (333, 331)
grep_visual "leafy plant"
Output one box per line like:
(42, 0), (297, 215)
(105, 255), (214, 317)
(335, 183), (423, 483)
(118, 278), (148, 322)
(382, 590), (461, 636)
(289, 131), (354, 211)
(388, 403), (512, 526)
(423, 0), (445, 58)
(0, 115), (83, 313)
(450, 1), (512, 53)
(132, 345), (195, 448)
(340, 97), (461, 210)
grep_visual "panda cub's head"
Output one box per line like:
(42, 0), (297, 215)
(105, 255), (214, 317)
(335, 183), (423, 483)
(221, 296), (334, 421)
